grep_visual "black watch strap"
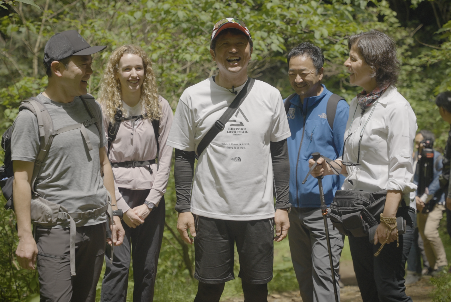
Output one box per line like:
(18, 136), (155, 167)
(112, 209), (123, 219)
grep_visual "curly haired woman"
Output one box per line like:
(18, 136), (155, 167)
(99, 45), (173, 302)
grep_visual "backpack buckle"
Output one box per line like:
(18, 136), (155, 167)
(214, 120), (225, 131)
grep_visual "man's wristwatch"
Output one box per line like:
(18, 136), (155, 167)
(144, 200), (156, 210)
(112, 209), (123, 219)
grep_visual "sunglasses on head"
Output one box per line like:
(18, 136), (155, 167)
(213, 18), (247, 31)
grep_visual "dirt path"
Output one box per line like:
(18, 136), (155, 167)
(223, 260), (435, 302)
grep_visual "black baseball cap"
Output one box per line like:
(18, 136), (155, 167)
(43, 30), (106, 67)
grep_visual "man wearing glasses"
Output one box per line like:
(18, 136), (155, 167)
(168, 18), (291, 301)
(285, 42), (349, 302)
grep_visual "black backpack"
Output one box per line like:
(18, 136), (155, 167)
(107, 109), (160, 169)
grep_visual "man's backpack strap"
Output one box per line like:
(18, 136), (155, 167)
(284, 93), (344, 131)
(79, 94), (102, 137)
(19, 98), (54, 194)
(284, 93), (297, 114)
(326, 94), (343, 130)
(196, 78), (255, 158)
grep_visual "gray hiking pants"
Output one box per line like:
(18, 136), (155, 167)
(101, 189), (165, 302)
(36, 223), (106, 302)
(288, 207), (343, 302)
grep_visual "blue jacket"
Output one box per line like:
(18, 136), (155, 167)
(285, 85), (349, 208)
(413, 150), (445, 205)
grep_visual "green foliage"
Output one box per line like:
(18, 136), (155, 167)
(1, 0), (451, 300)
(431, 212), (451, 302)
(431, 273), (451, 302)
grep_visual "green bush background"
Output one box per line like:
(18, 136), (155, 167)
(1, 0), (451, 301)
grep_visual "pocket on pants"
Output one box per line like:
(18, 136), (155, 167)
(37, 252), (72, 301)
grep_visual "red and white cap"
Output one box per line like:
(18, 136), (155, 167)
(210, 18), (252, 48)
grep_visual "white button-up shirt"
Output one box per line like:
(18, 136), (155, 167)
(342, 86), (417, 202)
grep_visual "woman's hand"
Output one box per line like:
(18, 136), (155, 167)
(308, 157), (344, 177)
(133, 204), (151, 220)
(309, 157), (327, 178)
(373, 220), (397, 245)
(123, 208), (145, 228)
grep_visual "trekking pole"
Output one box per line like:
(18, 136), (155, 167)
(309, 152), (339, 302)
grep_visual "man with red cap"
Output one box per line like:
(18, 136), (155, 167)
(12, 30), (124, 301)
(168, 18), (291, 301)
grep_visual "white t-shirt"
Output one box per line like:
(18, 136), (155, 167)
(167, 77), (291, 220)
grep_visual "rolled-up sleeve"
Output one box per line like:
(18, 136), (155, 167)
(386, 102), (417, 193)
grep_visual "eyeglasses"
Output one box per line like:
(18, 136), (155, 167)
(213, 18), (247, 31)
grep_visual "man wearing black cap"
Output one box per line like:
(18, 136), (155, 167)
(168, 18), (291, 301)
(12, 30), (124, 301)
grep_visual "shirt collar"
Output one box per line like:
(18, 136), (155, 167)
(376, 86), (396, 106)
(290, 84), (329, 111)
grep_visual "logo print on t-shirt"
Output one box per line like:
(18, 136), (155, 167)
(227, 108), (249, 135)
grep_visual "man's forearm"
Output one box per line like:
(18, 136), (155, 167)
(270, 139), (291, 209)
(174, 149), (195, 213)
(13, 178), (33, 238)
(102, 162), (118, 211)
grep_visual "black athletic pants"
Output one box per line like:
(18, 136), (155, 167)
(101, 189), (165, 302)
(349, 207), (415, 302)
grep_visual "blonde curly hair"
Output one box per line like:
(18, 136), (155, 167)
(98, 45), (161, 122)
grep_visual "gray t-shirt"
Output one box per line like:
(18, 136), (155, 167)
(11, 93), (108, 226)
(167, 78), (291, 221)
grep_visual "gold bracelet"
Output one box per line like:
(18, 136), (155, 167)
(374, 213), (398, 257)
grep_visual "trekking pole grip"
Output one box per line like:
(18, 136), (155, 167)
(311, 152), (323, 180)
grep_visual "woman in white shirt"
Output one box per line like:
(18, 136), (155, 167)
(311, 30), (417, 302)
(98, 45), (173, 302)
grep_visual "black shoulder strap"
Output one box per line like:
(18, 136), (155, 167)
(196, 78), (255, 158)
(152, 119), (160, 170)
(20, 97), (54, 194)
(326, 94), (344, 130)
(79, 94), (102, 135)
(284, 93), (297, 114)
(107, 110), (124, 156)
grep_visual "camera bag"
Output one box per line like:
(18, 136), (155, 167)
(328, 190), (387, 237)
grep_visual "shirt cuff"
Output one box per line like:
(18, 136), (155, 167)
(386, 179), (417, 193)
(145, 189), (164, 206)
(116, 196), (130, 212)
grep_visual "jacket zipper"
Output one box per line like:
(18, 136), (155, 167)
(295, 100), (308, 206)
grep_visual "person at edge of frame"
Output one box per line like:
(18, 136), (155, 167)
(309, 30), (417, 302)
(12, 30), (125, 302)
(413, 130), (448, 277)
(99, 45), (173, 302)
(405, 130), (433, 285)
(435, 91), (451, 274)
(284, 42), (349, 302)
(167, 18), (292, 302)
